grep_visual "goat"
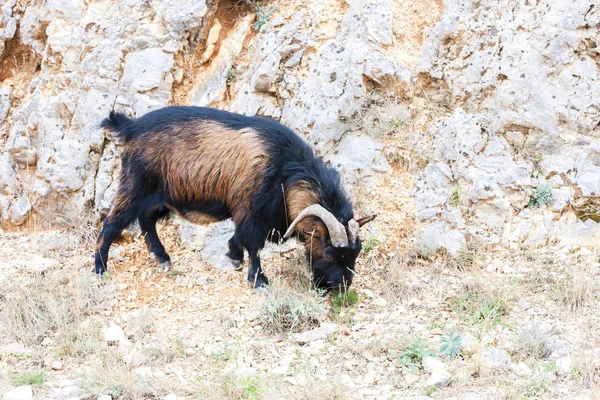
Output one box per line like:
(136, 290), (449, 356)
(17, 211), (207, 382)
(95, 106), (376, 290)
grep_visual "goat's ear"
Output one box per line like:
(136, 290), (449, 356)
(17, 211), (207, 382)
(356, 214), (377, 227)
(298, 226), (324, 242)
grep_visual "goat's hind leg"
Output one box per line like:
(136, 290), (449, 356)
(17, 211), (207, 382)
(226, 230), (244, 270)
(94, 200), (139, 275)
(139, 209), (171, 269)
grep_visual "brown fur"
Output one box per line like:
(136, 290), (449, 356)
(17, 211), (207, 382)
(125, 121), (268, 223)
(285, 181), (329, 255)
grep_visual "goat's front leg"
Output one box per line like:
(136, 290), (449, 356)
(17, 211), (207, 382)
(247, 249), (269, 288)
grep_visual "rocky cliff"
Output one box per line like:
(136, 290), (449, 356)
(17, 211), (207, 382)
(1, 0), (599, 254)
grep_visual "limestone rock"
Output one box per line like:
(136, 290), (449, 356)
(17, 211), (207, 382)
(422, 357), (449, 373)
(121, 48), (174, 93)
(426, 369), (452, 388)
(10, 193), (31, 225)
(293, 323), (337, 344)
(481, 348), (511, 371)
(2, 386), (33, 400)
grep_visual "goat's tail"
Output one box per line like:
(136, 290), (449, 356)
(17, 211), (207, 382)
(101, 111), (135, 143)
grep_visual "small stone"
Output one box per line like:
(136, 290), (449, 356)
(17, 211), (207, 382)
(98, 395), (112, 400)
(309, 339), (326, 355)
(556, 357), (572, 374)
(372, 298), (387, 307)
(363, 289), (374, 298)
(293, 323), (336, 344)
(460, 332), (479, 354)
(481, 348), (511, 370)
(426, 369), (452, 387)
(408, 298), (421, 307)
(41, 337), (52, 346)
(51, 360), (63, 370)
(429, 328), (443, 336)
(3, 386), (33, 400)
(511, 362), (532, 377)
(103, 323), (128, 346)
(164, 394), (177, 400)
(422, 357), (449, 373)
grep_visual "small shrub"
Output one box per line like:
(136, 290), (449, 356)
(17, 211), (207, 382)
(380, 253), (423, 303)
(413, 238), (441, 259)
(391, 339), (433, 371)
(517, 323), (549, 359)
(226, 68), (237, 86)
(439, 332), (462, 359)
(222, 376), (268, 400)
(449, 185), (460, 205)
(454, 293), (507, 326)
(389, 118), (405, 129)
(331, 290), (359, 314)
(11, 371), (44, 386)
(527, 184), (553, 208)
(362, 236), (381, 253)
(553, 261), (595, 311)
(453, 249), (474, 270)
(258, 280), (326, 334)
(253, 6), (276, 30)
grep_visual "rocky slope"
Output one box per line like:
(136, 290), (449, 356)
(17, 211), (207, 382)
(1, 0), (599, 257)
(1, 1), (600, 398)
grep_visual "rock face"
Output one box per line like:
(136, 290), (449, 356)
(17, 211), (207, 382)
(413, 0), (600, 252)
(0, 0), (392, 230)
(0, 0), (599, 254)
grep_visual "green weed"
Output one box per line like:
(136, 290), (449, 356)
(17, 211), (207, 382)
(11, 371), (44, 386)
(391, 339), (433, 371)
(527, 184), (553, 208)
(440, 332), (461, 359)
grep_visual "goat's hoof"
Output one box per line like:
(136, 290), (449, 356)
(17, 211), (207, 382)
(229, 259), (243, 271)
(251, 275), (269, 289)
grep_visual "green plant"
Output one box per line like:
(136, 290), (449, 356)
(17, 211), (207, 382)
(389, 118), (405, 129)
(473, 299), (507, 325)
(253, 6), (276, 30)
(362, 236), (381, 253)
(391, 339), (433, 371)
(226, 68), (237, 86)
(454, 293), (507, 326)
(424, 386), (436, 396)
(527, 184), (553, 208)
(331, 290), (359, 314)
(11, 371), (44, 386)
(440, 332), (461, 359)
(222, 376), (268, 400)
(449, 185), (460, 205)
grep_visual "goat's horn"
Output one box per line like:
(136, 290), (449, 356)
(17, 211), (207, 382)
(347, 219), (360, 244)
(283, 204), (349, 247)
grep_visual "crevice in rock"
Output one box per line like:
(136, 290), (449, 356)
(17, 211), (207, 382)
(170, 0), (254, 105)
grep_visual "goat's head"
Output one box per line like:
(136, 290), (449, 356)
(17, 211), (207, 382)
(284, 204), (376, 292)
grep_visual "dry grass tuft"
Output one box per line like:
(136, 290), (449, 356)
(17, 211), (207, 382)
(379, 253), (424, 303)
(257, 279), (326, 334)
(517, 322), (549, 359)
(554, 257), (596, 311)
(0, 273), (116, 345)
(79, 349), (167, 399)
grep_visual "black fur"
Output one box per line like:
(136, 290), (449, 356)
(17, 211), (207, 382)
(96, 106), (361, 290)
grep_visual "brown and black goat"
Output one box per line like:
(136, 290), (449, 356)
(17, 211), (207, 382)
(95, 106), (376, 290)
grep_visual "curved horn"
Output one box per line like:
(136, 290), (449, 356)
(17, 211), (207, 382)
(283, 204), (349, 247)
(347, 219), (360, 244)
